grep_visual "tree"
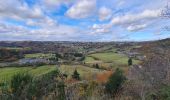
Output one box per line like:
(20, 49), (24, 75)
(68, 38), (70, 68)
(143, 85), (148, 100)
(126, 53), (170, 99)
(95, 64), (99, 69)
(57, 81), (66, 100)
(105, 68), (126, 95)
(159, 85), (170, 100)
(93, 64), (99, 69)
(72, 69), (80, 80)
(161, 3), (170, 18)
(128, 58), (133, 66)
(11, 73), (33, 97)
(55, 53), (62, 58)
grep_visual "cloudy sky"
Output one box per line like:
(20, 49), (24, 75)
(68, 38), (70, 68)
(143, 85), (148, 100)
(0, 0), (170, 41)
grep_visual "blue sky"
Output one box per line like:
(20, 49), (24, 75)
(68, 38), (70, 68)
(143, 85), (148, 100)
(0, 0), (170, 41)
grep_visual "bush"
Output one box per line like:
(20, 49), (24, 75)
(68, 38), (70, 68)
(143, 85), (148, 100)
(55, 53), (62, 58)
(92, 64), (99, 69)
(105, 68), (126, 95)
(74, 53), (83, 57)
(72, 69), (80, 80)
(57, 81), (66, 100)
(11, 73), (33, 97)
(95, 64), (99, 69)
(128, 58), (132, 66)
(158, 85), (170, 100)
(79, 56), (85, 61)
(9, 69), (59, 99)
(27, 69), (59, 99)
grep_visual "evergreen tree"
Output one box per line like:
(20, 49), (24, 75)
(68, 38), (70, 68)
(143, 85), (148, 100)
(128, 58), (133, 66)
(96, 64), (99, 69)
(105, 68), (126, 95)
(72, 69), (80, 80)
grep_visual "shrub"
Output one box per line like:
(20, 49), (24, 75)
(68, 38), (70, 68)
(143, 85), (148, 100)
(158, 85), (170, 100)
(55, 53), (62, 58)
(92, 64), (99, 69)
(49, 57), (58, 61)
(27, 69), (59, 99)
(79, 56), (85, 61)
(105, 68), (126, 95)
(95, 64), (99, 69)
(72, 69), (80, 80)
(11, 73), (33, 96)
(74, 53), (83, 57)
(9, 69), (60, 99)
(128, 58), (132, 66)
(57, 81), (66, 100)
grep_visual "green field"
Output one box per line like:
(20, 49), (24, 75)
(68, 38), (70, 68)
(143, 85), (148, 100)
(90, 52), (127, 63)
(84, 56), (99, 63)
(0, 65), (56, 82)
(0, 64), (104, 83)
(85, 52), (139, 66)
(24, 53), (55, 59)
(59, 65), (104, 80)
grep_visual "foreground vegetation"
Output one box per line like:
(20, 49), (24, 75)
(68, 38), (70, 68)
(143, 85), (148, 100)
(0, 67), (127, 100)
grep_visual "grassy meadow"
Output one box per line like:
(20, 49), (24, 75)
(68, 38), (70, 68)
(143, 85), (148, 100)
(0, 65), (56, 83)
(24, 53), (55, 59)
(85, 52), (139, 65)
(59, 65), (105, 80)
(0, 64), (111, 84)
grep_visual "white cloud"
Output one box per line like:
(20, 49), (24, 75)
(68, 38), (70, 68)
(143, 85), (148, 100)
(0, 21), (82, 41)
(66, 0), (96, 19)
(0, 0), (44, 20)
(43, 0), (75, 7)
(0, 0), (168, 41)
(127, 24), (147, 31)
(110, 9), (161, 31)
(111, 9), (161, 25)
(91, 24), (111, 34)
(98, 7), (112, 21)
(26, 17), (57, 27)
(0, 0), (86, 41)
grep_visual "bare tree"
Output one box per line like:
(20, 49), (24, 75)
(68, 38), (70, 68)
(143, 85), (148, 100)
(161, 2), (170, 18)
(124, 48), (170, 99)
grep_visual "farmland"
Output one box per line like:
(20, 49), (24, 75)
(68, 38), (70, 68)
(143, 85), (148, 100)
(0, 40), (160, 100)
(84, 51), (140, 69)
(59, 65), (104, 80)
(0, 64), (111, 83)
(24, 53), (55, 59)
(0, 42), (140, 83)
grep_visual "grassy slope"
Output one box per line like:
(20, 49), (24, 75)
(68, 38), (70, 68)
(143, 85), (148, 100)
(90, 52), (127, 63)
(89, 52), (139, 65)
(84, 56), (98, 63)
(59, 65), (104, 80)
(24, 53), (55, 58)
(0, 65), (104, 82)
(0, 65), (56, 82)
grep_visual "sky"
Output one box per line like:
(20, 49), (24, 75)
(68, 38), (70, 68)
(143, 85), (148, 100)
(0, 0), (170, 41)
